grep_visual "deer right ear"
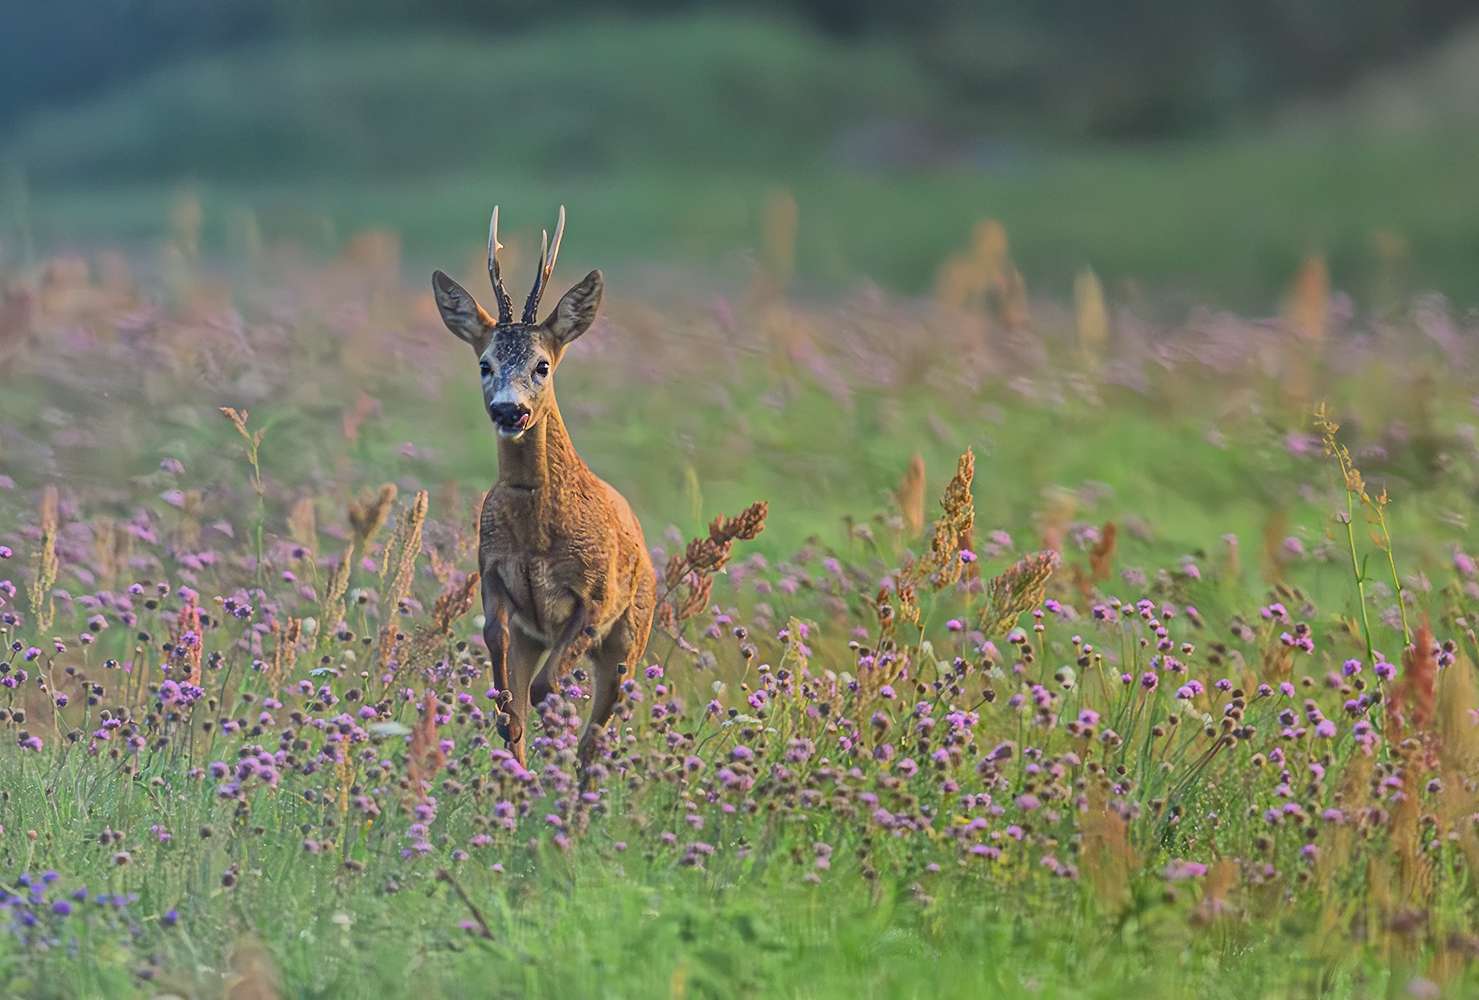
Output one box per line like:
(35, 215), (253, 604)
(432, 270), (494, 354)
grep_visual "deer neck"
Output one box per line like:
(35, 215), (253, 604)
(495, 396), (580, 494)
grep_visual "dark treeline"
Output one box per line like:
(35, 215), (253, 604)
(2, 0), (1474, 139)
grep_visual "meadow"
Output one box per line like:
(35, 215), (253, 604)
(1, 185), (1479, 1000)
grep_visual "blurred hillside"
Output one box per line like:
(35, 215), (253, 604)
(0, 19), (945, 183)
(2, 11), (1478, 311)
(2, 0), (1473, 141)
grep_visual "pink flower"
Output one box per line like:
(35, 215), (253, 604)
(1164, 859), (1206, 881)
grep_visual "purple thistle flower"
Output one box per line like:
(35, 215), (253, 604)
(1164, 860), (1207, 881)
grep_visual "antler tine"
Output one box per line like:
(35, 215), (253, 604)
(487, 206), (513, 325)
(522, 205), (566, 324)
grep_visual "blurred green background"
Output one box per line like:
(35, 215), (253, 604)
(1, 0), (1478, 309)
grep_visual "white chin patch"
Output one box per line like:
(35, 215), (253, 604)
(496, 425), (527, 440)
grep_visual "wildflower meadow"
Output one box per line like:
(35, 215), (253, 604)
(1, 199), (1478, 999)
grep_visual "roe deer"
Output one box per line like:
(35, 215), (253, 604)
(432, 206), (655, 771)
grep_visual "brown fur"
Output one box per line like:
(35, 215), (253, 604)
(432, 210), (655, 771)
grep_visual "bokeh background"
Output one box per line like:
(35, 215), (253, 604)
(2, 0), (1478, 309)
(1, 0), (1478, 582)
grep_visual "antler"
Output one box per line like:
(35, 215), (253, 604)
(487, 206), (514, 325)
(521, 205), (566, 324)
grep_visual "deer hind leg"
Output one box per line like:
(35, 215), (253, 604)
(530, 598), (593, 711)
(577, 586), (654, 773)
(576, 629), (630, 776)
(502, 626), (545, 767)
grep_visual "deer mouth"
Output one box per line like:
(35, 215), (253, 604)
(494, 411), (532, 438)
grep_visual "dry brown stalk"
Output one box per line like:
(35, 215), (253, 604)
(1190, 859), (1240, 927)
(657, 501), (768, 633)
(225, 934), (281, 1000)
(432, 572), (480, 636)
(875, 449), (975, 649)
(1088, 520), (1116, 583)
(347, 483), (397, 552)
(321, 546), (353, 635)
(340, 392), (381, 444)
(1388, 618), (1438, 744)
(268, 617), (301, 693)
(219, 407), (265, 450)
(1075, 267), (1107, 359)
(978, 551), (1059, 638)
(375, 491), (428, 671)
(1260, 509), (1288, 584)
(763, 188), (799, 282)
(177, 489), (202, 551)
(91, 516), (130, 589)
(1286, 255), (1329, 341)
(436, 868), (493, 940)
(28, 485), (58, 633)
(894, 454), (926, 540)
(1079, 782), (1135, 912)
(406, 689), (445, 800)
(169, 598), (204, 686)
(287, 497), (317, 554)
(387, 491), (428, 611)
(920, 449), (974, 591)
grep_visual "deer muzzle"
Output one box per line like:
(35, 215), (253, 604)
(489, 402), (532, 437)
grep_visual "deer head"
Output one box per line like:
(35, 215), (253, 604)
(432, 206), (602, 441)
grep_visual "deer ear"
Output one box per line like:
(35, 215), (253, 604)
(545, 269), (602, 347)
(432, 270), (494, 353)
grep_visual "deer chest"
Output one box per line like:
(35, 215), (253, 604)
(497, 557), (579, 644)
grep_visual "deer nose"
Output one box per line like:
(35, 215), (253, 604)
(489, 402), (530, 429)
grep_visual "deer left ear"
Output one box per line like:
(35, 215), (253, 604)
(545, 270), (603, 347)
(432, 270), (494, 354)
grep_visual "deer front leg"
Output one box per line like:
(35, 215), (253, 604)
(503, 627), (545, 767)
(481, 570), (511, 738)
(482, 568), (535, 758)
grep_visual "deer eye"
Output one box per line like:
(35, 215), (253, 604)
(479, 361), (491, 377)
(534, 360), (550, 377)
